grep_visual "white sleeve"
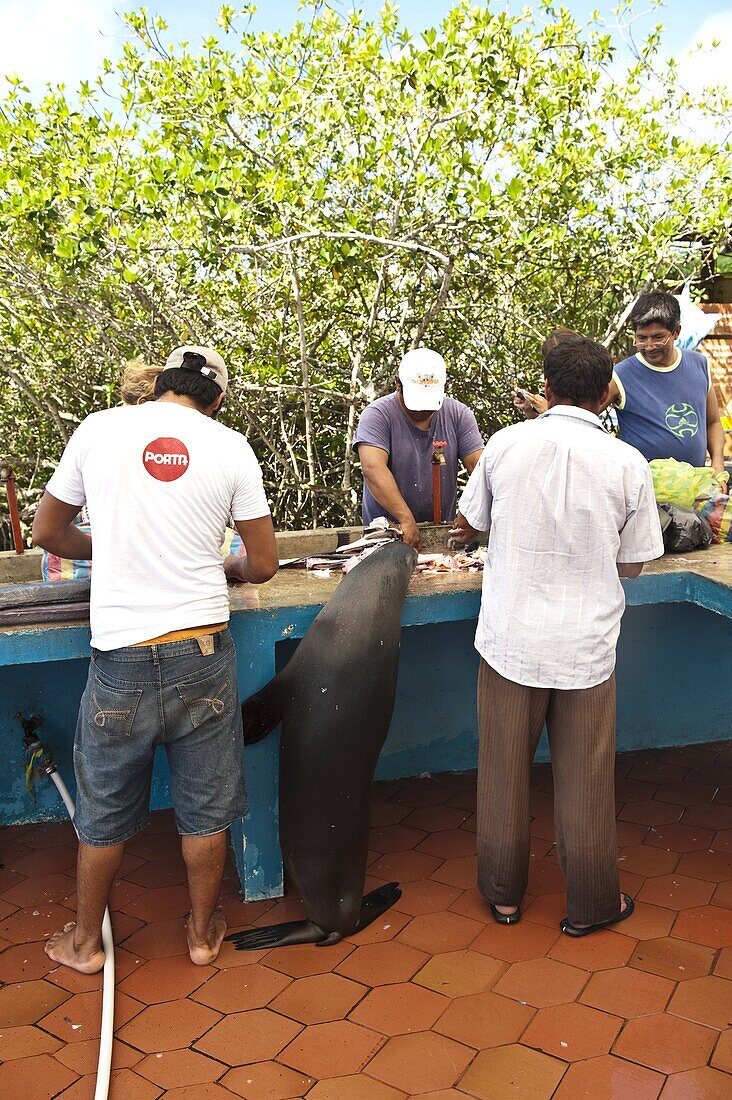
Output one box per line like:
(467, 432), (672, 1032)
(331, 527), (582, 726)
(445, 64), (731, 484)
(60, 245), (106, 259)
(618, 465), (665, 563)
(230, 439), (271, 522)
(45, 424), (88, 508)
(457, 447), (493, 532)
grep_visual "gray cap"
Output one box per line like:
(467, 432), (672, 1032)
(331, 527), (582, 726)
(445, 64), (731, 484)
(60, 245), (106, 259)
(164, 345), (228, 393)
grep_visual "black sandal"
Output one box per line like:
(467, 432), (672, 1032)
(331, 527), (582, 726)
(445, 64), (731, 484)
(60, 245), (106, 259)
(490, 904), (521, 925)
(560, 894), (635, 937)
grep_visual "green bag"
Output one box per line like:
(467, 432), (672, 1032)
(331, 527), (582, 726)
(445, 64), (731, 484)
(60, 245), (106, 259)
(649, 459), (718, 509)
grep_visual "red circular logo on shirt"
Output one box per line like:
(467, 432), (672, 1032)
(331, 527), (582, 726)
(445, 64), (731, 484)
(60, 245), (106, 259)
(142, 437), (190, 482)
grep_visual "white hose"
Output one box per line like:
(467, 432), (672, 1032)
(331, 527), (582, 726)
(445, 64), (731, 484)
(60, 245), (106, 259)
(50, 770), (114, 1100)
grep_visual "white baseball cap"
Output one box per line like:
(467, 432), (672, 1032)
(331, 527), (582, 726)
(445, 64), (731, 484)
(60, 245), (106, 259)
(398, 348), (446, 411)
(165, 345), (228, 393)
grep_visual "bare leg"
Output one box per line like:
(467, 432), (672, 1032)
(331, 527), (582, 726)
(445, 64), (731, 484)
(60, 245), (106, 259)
(182, 830), (228, 965)
(45, 840), (123, 974)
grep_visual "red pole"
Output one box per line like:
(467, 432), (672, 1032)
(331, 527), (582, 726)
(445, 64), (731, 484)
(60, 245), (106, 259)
(431, 441), (448, 525)
(1, 464), (24, 554)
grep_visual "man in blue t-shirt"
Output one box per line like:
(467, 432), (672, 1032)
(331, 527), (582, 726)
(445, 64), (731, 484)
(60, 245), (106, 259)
(611, 291), (726, 483)
(354, 349), (484, 548)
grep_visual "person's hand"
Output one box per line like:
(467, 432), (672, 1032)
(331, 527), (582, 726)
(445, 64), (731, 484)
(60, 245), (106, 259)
(513, 390), (546, 419)
(448, 513), (479, 550)
(400, 515), (422, 550)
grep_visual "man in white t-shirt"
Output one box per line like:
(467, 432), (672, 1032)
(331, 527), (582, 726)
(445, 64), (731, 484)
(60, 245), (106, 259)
(32, 346), (278, 972)
(451, 337), (664, 937)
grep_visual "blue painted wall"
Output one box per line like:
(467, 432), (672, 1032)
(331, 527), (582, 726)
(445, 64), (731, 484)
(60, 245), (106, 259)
(2, 599), (731, 827)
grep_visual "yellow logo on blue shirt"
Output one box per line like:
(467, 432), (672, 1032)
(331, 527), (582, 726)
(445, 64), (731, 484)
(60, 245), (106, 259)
(665, 403), (699, 439)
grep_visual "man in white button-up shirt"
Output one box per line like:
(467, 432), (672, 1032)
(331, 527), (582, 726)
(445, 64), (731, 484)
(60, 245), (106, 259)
(452, 337), (664, 937)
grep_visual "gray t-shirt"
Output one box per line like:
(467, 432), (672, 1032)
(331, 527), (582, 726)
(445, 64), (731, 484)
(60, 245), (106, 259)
(354, 394), (484, 524)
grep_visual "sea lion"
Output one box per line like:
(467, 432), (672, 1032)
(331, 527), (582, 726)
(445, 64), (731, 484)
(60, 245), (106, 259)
(227, 539), (417, 950)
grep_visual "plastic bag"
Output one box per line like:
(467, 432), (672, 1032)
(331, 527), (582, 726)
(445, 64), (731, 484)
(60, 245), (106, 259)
(674, 284), (719, 351)
(649, 458), (718, 509)
(658, 503), (714, 553)
(694, 491), (732, 545)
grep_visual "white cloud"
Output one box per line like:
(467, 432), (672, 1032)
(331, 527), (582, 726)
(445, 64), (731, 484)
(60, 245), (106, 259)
(0, 0), (124, 93)
(676, 11), (732, 95)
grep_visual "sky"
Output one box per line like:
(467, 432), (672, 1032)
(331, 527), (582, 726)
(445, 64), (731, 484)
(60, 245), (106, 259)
(0, 0), (730, 97)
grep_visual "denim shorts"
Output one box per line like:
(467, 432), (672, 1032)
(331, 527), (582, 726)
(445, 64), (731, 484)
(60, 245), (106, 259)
(73, 629), (246, 846)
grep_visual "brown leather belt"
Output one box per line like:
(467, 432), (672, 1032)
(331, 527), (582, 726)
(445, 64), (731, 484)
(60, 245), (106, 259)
(132, 622), (228, 647)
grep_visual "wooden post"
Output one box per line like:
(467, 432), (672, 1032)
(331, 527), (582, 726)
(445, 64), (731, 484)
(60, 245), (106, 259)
(1, 464), (24, 554)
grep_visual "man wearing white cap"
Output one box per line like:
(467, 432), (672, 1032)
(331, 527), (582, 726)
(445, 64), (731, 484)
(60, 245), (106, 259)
(33, 345), (278, 974)
(354, 348), (484, 547)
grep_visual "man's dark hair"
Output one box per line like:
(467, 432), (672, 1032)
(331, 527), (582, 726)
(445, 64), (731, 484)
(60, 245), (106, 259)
(154, 361), (222, 411)
(543, 336), (612, 406)
(540, 327), (581, 361)
(630, 291), (680, 332)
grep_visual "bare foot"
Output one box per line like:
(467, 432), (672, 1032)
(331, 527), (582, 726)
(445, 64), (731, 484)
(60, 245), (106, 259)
(45, 922), (105, 974)
(186, 907), (227, 965)
(572, 893), (628, 930)
(494, 904), (519, 916)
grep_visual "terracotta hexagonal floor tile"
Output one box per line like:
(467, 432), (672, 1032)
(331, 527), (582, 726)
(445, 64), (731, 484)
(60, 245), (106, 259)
(194, 1007), (301, 1065)
(0, 979), (69, 1028)
(683, 801), (732, 831)
(191, 962), (291, 1013)
(0, 940), (56, 983)
(396, 911), (482, 954)
(618, 845), (680, 878)
(654, 781), (716, 806)
(264, 940), (355, 979)
(711, 879), (732, 907)
(0, 1051), (78, 1100)
(124, 855), (187, 889)
(270, 972), (366, 1024)
(280, 1019), (383, 1079)
(349, 981), (448, 1035)
(494, 957), (588, 1008)
(393, 880), (461, 917)
(629, 936), (715, 981)
(222, 1060), (315, 1099)
(366, 1031), (473, 1093)
(470, 918), (559, 963)
(368, 850), (443, 883)
(118, 953), (214, 1004)
(155, 1084), (238, 1100)
(613, 900), (676, 941)
(659, 1066), (732, 1099)
(416, 829), (476, 860)
(672, 905), (732, 948)
(612, 1012), (717, 1073)
(59, 1068), (163, 1099)
(435, 990), (534, 1049)
(336, 940), (428, 986)
(7, 846), (77, 877)
(40, 989), (142, 1043)
(618, 800), (683, 827)
(626, 760), (686, 785)
(667, 974), (732, 1029)
(0, 1023), (61, 1061)
(368, 824), (427, 853)
(549, 927), (636, 971)
(136, 1048), (224, 1089)
(118, 998), (221, 1052)
(121, 885), (191, 922)
(401, 805), (472, 833)
(580, 965), (674, 1018)
(713, 946), (732, 978)
(551, 1055), (664, 1100)
(305, 1075), (405, 1099)
(54, 1037), (142, 1075)
(711, 1028), (732, 1072)
(676, 849), (732, 882)
(369, 801), (411, 827)
(615, 821), (650, 847)
(459, 1043), (566, 1099)
(120, 916), (189, 959)
(430, 856), (476, 889)
(0, 903), (81, 944)
(645, 823), (716, 853)
(413, 949), (504, 998)
(390, 778), (454, 808)
(526, 860), (566, 896)
(345, 909), (411, 946)
(637, 873), (715, 910)
(523, 892), (566, 929)
(521, 1001), (622, 1061)
(0, 872), (76, 910)
(615, 777), (658, 802)
(712, 830), (732, 854)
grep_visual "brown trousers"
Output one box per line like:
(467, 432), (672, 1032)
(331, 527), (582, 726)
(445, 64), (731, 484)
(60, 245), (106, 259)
(476, 658), (620, 926)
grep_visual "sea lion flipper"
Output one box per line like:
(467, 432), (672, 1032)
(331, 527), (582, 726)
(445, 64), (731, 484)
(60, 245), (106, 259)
(242, 675), (284, 744)
(349, 882), (402, 936)
(225, 918), (328, 950)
